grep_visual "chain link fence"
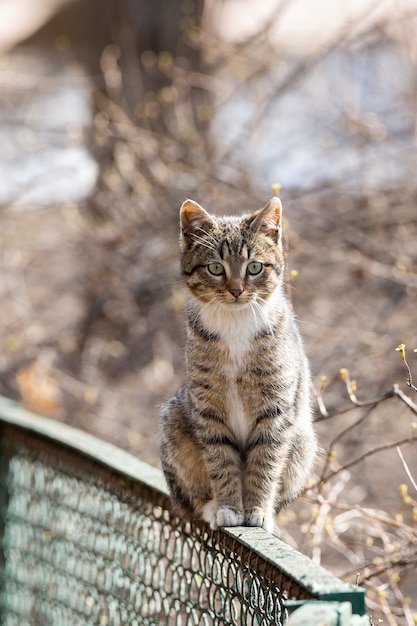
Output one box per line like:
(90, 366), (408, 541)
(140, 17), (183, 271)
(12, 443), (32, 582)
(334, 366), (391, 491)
(0, 397), (367, 625)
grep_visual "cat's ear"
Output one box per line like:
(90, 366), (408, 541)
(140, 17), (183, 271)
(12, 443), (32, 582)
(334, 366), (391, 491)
(180, 200), (217, 244)
(248, 197), (282, 243)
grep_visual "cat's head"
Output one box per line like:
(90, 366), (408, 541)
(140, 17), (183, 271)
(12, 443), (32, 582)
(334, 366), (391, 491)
(179, 198), (285, 308)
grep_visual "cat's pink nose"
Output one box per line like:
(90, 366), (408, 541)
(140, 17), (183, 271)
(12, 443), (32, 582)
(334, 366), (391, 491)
(230, 288), (243, 299)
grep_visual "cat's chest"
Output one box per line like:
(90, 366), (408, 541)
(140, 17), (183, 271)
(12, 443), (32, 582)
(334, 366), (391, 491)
(198, 304), (259, 363)
(221, 322), (255, 364)
(209, 309), (261, 444)
(194, 301), (276, 445)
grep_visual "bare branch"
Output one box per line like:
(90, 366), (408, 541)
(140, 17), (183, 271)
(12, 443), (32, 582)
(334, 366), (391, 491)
(339, 368), (395, 408)
(396, 344), (417, 394)
(392, 384), (417, 414)
(319, 436), (417, 486)
(396, 446), (417, 494)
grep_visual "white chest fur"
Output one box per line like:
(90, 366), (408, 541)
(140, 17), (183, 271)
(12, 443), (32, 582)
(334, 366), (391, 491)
(197, 301), (258, 361)
(196, 291), (280, 361)
(196, 297), (278, 446)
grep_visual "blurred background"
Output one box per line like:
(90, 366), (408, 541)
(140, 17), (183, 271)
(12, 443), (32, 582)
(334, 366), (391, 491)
(1, 0), (417, 621)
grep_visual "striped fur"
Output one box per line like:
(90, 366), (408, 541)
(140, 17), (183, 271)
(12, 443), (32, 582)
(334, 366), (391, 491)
(160, 198), (317, 534)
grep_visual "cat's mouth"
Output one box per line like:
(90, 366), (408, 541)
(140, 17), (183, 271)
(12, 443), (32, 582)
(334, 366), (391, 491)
(224, 295), (252, 309)
(207, 292), (256, 309)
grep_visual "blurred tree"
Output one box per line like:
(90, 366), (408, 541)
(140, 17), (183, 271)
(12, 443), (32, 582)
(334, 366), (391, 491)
(118, 0), (205, 109)
(22, 0), (205, 98)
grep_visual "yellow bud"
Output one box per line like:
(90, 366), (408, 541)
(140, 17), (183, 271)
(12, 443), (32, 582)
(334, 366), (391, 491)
(411, 422), (417, 435)
(396, 343), (406, 354)
(328, 450), (337, 460)
(339, 368), (348, 381)
(157, 51), (173, 69)
(324, 520), (333, 535)
(3, 335), (21, 353)
(271, 183), (282, 195)
(399, 483), (408, 496)
(290, 269), (299, 279)
(378, 590), (388, 599)
(350, 379), (357, 393)
(84, 387), (99, 405)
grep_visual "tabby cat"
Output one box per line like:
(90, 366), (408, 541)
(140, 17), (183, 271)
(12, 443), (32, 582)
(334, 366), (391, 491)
(160, 197), (317, 534)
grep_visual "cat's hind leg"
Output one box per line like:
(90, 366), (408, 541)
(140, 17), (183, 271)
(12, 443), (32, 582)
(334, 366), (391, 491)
(161, 395), (212, 518)
(277, 426), (318, 510)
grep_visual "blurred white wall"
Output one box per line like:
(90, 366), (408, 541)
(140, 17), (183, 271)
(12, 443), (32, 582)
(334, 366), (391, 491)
(2, 0), (416, 54)
(206, 0), (417, 54)
(0, 0), (73, 50)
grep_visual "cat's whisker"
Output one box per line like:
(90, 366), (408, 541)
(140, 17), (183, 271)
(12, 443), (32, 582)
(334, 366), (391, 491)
(248, 300), (262, 331)
(251, 298), (274, 335)
(208, 299), (224, 324)
(194, 297), (221, 328)
(192, 299), (213, 325)
(256, 295), (277, 326)
(190, 233), (217, 251)
(195, 227), (219, 247)
(191, 226), (221, 251)
(256, 289), (274, 301)
(256, 296), (271, 308)
(165, 279), (184, 285)
(256, 292), (283, 308)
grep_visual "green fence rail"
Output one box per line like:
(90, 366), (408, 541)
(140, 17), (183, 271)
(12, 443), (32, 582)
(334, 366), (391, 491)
(0, 396), (368, 625)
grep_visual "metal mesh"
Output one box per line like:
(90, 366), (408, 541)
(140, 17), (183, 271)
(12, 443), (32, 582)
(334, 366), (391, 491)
(0, 426), (299, 626)
(0, 413), (366, 626)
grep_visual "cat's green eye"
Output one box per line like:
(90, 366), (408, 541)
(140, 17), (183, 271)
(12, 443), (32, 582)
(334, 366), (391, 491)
(208, 262), (225, 276)
(247, 261), (263, 275)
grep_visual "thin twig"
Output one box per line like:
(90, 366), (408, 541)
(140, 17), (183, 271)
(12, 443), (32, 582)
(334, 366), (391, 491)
(314, 376), (330, 418)
(316, 402), (379, 490)
(340, 368), (395, 408)
(319, 436), (417, 486)
(396, 344), (417, 393)
(392, 384), (417, 414)
(396, 446), (417, 494)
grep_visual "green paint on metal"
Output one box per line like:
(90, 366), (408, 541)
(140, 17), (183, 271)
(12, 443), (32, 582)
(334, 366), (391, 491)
(0, 395), (169, 495)
(223, 528), (366, 616)
(286, 602), (352, 626)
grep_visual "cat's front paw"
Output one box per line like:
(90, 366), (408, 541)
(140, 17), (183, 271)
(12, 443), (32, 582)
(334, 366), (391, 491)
(246, 509), (274, 534)
(213, 507), (245, 530)
(200, 501), (244, 529)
